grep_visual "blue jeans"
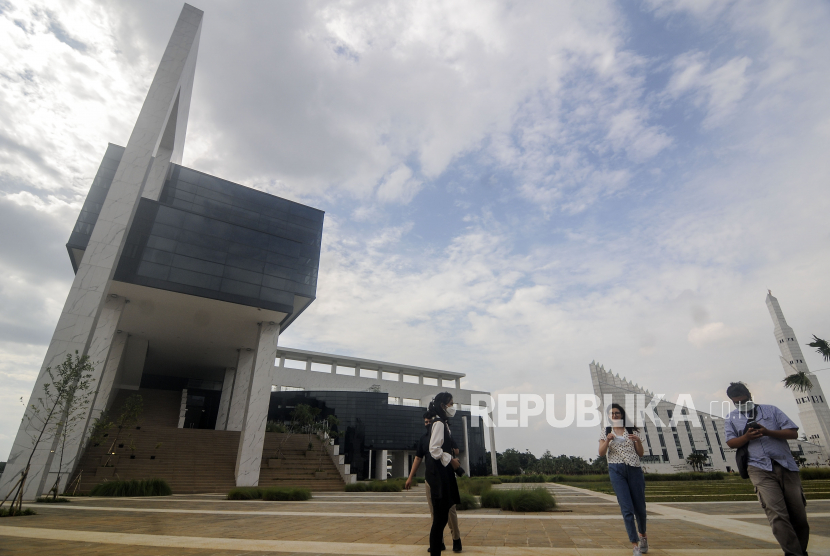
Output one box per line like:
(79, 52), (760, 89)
(609, 463), (647, 543)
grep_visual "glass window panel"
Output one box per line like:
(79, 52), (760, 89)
(219, 278), (260, 298)
(402, 399), (420, 407)
(146, 236), (177, 253)
(226, 254), (265, 273)
(259, 287), (293, 305)
(168, 268), (222, 290)
(172, 254), (224, 276)
(143, 248), (174, 266)
(136, 261), (170, 281)
(223, 266), (263, 285)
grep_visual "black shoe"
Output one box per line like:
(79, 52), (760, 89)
(453, 538), (462, 552)
(427, 543), (446, 553)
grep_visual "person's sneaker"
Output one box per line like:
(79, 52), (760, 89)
(453, 538), (462, 552)
(639, 536), (648, 554)
(632, 546), (642, 556)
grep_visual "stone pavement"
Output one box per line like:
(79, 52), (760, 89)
(1, 482), (829, 555)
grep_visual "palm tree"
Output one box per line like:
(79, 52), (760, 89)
(808, 336), (830, 362)
(686, 452), (707, 472)
(783, 371), (814, 393)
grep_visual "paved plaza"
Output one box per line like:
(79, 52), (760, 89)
(2, 482), (830, 555)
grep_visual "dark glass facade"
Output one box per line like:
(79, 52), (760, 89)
(66, 144), (125, 271)
(67, 145), (324, 320)
(268, 391), (489, 479)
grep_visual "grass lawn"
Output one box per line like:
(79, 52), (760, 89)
(557, 476), (830, 502)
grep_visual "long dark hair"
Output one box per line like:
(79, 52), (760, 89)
(427, 392), (453, 422)
(605, 403), (637, 435)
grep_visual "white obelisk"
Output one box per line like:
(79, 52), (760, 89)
(767, 291), (830, 459)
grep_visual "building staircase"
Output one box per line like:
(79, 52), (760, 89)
(72, 388), (349, 494)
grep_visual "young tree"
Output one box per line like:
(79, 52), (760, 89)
(48, 359), (96, 499)
(0, 352), (93, 515)
(782, 335), (828, 393)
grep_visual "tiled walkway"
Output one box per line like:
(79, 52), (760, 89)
(1, 482), (829, 555)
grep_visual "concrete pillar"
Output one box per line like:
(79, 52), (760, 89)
(403, 450), (410, 478)
(235, 322), (280, 486)
(390, 451), (405, 477)
(216, 368), (236, 430)
(461, 416), (471, 476)
(226, 350), (255, 432)
(0, 4), (203, 501)
(116, 336), (147, 390)
(331, 362), (336, 374)
(488, 421), (498, 476)
(374, 449), (388, 480)
(177, 389), (188, 428)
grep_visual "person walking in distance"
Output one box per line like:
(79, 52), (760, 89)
(423, 392), (462, 555)
(725, 382), (809, 556)
(599, 403), (648, 556)
(405, 413), (462, 553)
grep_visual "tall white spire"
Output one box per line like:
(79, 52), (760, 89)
(766, 291), (830, 456)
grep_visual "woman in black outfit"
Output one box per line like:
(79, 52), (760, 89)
(426, 392), (462, 555)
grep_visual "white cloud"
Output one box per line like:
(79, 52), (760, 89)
(666, 51), (752, 128)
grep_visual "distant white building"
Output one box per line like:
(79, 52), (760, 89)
(589, 362), (824, 473)
(767, 291), (830, 459)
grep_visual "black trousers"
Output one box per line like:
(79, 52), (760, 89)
(429, 495), (453, 553)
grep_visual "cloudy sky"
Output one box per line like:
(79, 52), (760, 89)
(1, 0), (829, 461)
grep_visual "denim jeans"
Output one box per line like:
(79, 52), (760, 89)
(609, 463), (647, 543)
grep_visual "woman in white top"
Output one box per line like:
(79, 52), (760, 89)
(425, 392), (462, 555)
(598, 403), (648, 556)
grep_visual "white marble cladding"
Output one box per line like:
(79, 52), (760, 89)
(215, 368), (236, 431)
(235, 323), (280, 486)
(227, 350), (254, 432)
(0, 4), (203, 500)
(44, 295), (127, 493)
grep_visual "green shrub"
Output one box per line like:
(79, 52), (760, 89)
(90, 479), (172, 497)
(499, 474), (546, 483)
(227, 487), (264, 500)
(369, 480), (402, 492)
(265, 421), (287, 433)
(800, 468), (830, 481)
(457, 491), (479, 510)
(644, 472), (724, 482)
(457, 477), (493, 495)
(227, 487), (311, 500)
(0, 507), (37, 517)
(345, 482), (369, 492)
(36, 497), (70, 503)
(549, 474), (609, 483)
(262, 487), (311, 501)
(480, 487), (555, 511)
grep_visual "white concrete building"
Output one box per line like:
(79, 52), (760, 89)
(590, 362), (824, 473)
